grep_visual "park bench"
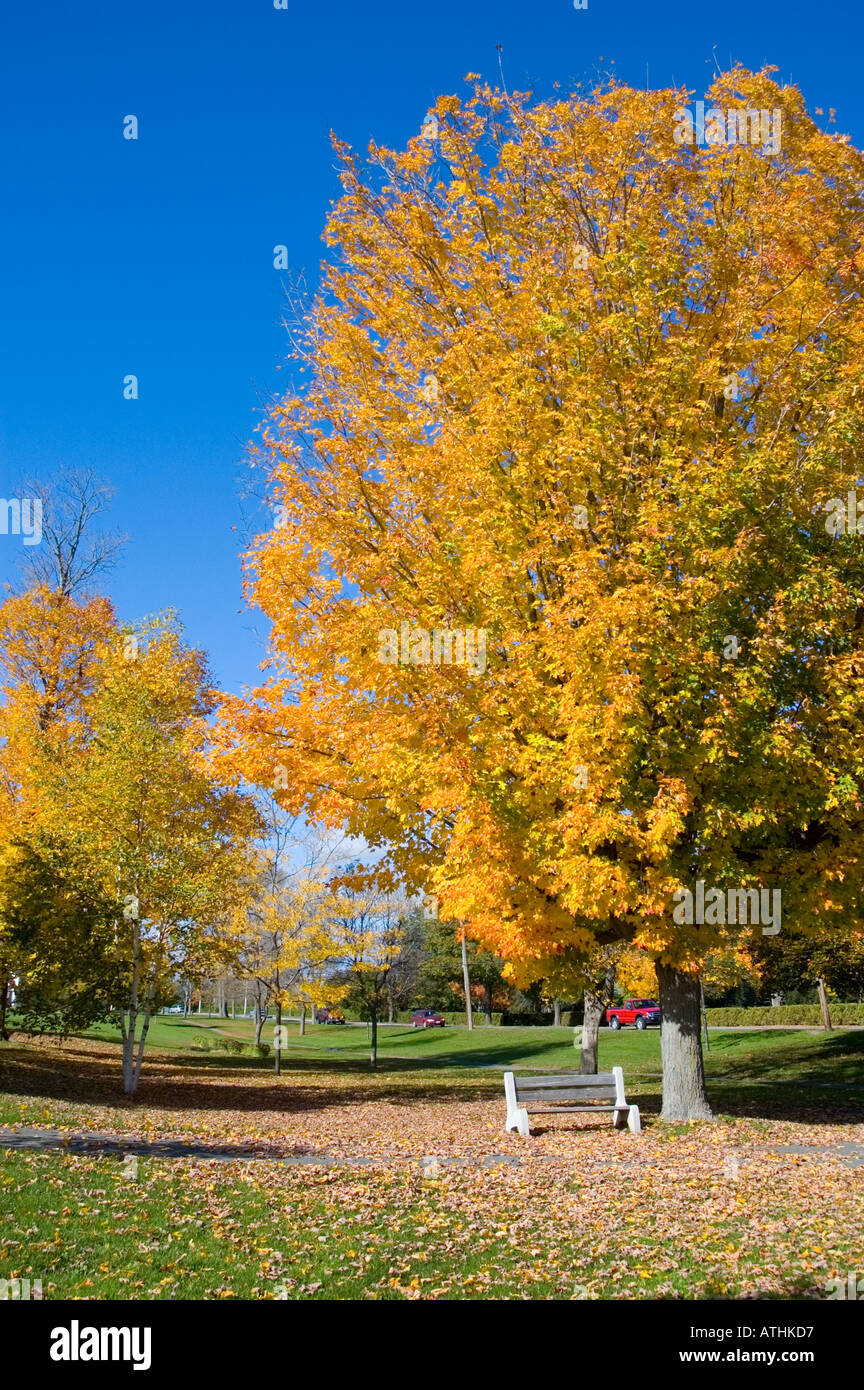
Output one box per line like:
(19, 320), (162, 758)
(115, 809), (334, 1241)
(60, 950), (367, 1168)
(503, 1066), (641, 1136)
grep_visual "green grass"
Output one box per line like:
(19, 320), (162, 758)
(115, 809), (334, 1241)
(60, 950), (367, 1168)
(2, 1146), (857, 1301)
(1, 1021), (862, 1300)
(82, 1013), (864, 1091)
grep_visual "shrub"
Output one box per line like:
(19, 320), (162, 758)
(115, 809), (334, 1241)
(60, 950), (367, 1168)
(705, 1003), (864, 1026)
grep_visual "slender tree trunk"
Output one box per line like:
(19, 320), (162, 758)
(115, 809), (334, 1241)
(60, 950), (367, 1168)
(274, 1000), (282, 1076)
(122, 919), (141, 1096)
(254, 1009), (264, 1048)
(0, 972), (9, 1040)
(817, 977), (833, 1030)
(370, 1002), (378, 1068)
(460, 932), (473, 1031)
(129, 995), (154, 1096)
(387, 988), (395, 1023)
(580, 967), (615, 1072)
(484, 983), (493, 1025)
(580, 990), (603, 1073)
(657, 963), (713, 1121)
(553, 998), (562, 1027)
(299, 1005), (306, 1037)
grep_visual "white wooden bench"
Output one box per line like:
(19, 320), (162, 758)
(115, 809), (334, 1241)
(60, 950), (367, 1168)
(504, 1066), (641, 1136)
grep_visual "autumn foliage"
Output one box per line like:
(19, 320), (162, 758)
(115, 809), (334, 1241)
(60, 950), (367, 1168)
(212, 67), (864, 1117)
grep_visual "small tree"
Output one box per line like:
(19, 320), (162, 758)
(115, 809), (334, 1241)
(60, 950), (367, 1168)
(333, 878), (404, 1067)
(42, 617), (258, 1094)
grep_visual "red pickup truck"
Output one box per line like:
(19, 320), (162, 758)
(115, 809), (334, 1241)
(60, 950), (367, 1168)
(606, 999), (661, 1030)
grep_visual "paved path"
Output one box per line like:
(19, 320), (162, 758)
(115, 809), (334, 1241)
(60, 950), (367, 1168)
(2, 1126), (864, 1169)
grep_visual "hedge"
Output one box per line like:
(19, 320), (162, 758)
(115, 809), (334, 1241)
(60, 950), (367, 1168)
(705, 1003), (864, 1026)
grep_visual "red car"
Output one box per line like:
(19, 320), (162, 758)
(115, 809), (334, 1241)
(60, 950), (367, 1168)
(606, 999), (661, 1030)
(411, 1009), (446, 1028)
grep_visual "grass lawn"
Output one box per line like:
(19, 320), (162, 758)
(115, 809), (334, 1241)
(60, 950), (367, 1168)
(1, 1022), (862, 1300)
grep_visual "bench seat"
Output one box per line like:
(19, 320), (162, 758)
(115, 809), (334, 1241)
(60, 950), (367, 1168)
(504, 1066), (641, 1136)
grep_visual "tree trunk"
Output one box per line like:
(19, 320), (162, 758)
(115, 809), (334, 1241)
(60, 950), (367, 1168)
(816, 977), (833, 1030)
(122, 1028), (136, 1095)
(580, 990), (603, 1073)
(460, 932), (473, 1030)
(122, 918), (141, 1096)
(129, 995), (154, 1096)
(299, 1005), (306, 1037)
(0, 973), (9, 1041)
(370, 1002), (378, 1069)
(274, 1000), (282, 1076)
(254, 1009), (264, 1048)
(484, 983), (493, 1025)
(657, 963), (713, 1121)
(553, 998), (562, 1027)
(387, 988), (395, 1024)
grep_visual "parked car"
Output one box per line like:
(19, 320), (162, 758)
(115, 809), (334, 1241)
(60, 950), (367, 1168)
(411, 1008), (446, 1028)
(606, 999), (661, 1030)
(315, 1008), (346, 1024)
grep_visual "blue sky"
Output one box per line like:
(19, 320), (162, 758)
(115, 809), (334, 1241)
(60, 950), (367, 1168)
(0, 0), (860, 694)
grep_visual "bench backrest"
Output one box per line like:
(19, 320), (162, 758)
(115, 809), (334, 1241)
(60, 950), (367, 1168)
(514, 1072), (617, 1103)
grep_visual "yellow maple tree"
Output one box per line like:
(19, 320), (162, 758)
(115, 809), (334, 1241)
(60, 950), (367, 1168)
(215, 68), (864, 1118)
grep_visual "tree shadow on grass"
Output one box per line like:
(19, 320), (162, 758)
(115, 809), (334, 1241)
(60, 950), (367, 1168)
(0, 1041), (501, 1115)
(3, 1033), (862, 1126)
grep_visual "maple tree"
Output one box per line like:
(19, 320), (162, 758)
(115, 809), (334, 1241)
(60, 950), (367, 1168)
(0, 585), (116, 1033)
(22, 615), (257, 1093)
(215, 67), (864, 1119)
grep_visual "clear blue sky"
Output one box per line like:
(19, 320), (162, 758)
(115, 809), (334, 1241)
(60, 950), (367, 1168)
(1, 0), (860, 694)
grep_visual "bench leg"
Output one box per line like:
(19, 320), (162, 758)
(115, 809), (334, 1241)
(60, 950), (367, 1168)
(628, 1104), (641, 1134)
(613, 1105), (627, 1129)
(504, 1071), (530, 1136)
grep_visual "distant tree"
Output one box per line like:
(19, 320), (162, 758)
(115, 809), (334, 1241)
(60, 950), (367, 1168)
(17, 467), (126, 598)
(415, 914), (510, 1021)
(332, 876), (405, 1067)
(752, 930), (864, 1003)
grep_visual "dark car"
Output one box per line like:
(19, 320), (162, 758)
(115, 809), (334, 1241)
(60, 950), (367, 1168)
(315, 1008), (346, 1024)
(410, 1008), (446, 1028)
